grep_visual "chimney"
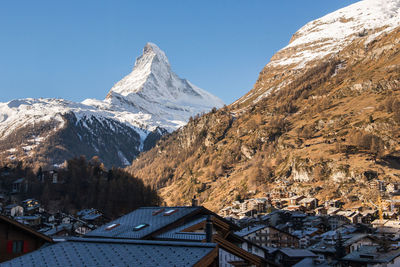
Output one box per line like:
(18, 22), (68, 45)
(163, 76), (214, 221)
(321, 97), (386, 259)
(206, 215), (213, 242)
(192, 195), (199, 207)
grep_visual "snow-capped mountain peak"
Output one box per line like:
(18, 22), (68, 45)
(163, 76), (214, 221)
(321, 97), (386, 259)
(106, 42), (172, 98)
(141, 42), (170, 68)
(104, 43), (224, 130)
(0, 42), (223, 167)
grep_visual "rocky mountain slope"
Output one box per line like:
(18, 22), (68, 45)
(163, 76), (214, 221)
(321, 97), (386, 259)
(0, 43), (223, 168)
(128, 0), (400, 211)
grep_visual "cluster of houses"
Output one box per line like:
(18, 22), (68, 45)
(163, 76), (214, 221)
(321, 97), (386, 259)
(0, 198), (400, 266)
(2, 198), (107, 238)
(0, 203), (277, 266)
(217, 195), (400, 266)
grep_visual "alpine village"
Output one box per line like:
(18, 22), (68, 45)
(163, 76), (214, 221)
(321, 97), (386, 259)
(1, 1), (400, 266)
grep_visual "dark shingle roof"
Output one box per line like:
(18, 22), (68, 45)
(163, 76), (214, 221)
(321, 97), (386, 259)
(1, 238), (216, 267)
(85, 206), (201, 239)
(342, 245), (400, 263)
(277, 248), (317, 258)
(156, 216), (207, 241)
(234, 224), (266, 237)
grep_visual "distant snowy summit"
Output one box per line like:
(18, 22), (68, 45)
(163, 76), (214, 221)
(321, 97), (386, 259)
(271, 0), (400, 69)
(0, 43), (223, 167)
(236, 0), (400, 105)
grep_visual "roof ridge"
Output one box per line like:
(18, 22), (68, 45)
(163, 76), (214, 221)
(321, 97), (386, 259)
(65, 237), (216, 247)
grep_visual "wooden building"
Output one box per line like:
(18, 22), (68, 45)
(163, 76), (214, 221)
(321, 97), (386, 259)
(0, 215), (52, 262)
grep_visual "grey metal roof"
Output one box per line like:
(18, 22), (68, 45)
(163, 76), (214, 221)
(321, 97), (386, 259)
(342, 245), (400, 263)
(293, 257), (331, 267)
(82, 213), (102, 221)
(1, 237), (216, 267)
(86, 206), (201, 239)
(44, 224), (72, 236)
(277, 248), (317, 258)
(234, 224), (266, 237)
(156, 216), (207, 241)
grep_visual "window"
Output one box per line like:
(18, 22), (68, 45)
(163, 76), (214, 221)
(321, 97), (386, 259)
(133, 223), (149, 231)
(105, 223), (120, 231)
(152, 208), (165, 216)
(163, 209), (178, 216)
(248, 243), (252, 252)
(13, 241), (23, 253)
(7, 240), (27, 254)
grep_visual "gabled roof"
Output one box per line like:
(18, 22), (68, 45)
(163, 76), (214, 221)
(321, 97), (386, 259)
(0, 215), (52, 243)
(276, 248), (317, 258)
(293, 257), (331, 267)
(155, 216), (207, 241)
(85, 206), (238, 240)
(2, 237), (216, 267)
(85, 206), (202, 239)
(12, 178), (25, 184)
(234, 224), (266, 237)
(342, 245), (400, 263)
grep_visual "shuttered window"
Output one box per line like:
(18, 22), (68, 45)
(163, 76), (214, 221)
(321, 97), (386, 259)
(6, 240), (27, 254)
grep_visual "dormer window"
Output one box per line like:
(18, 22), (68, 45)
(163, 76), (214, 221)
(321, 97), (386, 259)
(163, 209), (178, 216)
(105, 223), (120, 231)
(133, 223), (149, 231)
(152, 208), (165, 216)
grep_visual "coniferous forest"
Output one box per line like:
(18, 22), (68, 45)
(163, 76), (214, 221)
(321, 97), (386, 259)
(0, 156), (161, 218)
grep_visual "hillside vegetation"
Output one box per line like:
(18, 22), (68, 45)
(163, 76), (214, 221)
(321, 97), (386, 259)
(128, 27), (400, 211)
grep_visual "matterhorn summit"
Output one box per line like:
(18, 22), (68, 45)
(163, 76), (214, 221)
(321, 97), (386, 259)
(102, 42), (224, 129)
(0, 43), (223, 167)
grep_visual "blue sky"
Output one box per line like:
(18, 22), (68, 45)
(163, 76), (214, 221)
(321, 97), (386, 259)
(0, 0), (359, 104)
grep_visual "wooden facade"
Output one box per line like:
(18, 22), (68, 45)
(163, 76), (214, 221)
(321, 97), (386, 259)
(0, 215), (52, 262)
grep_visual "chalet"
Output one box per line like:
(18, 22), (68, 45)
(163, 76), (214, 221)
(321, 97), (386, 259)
(0, 215), (52, 262)
(314, 207), (327, 215)
(14, 215), (41, 227)
(21, 199), (40, 214)
(299, 198), (318, 210)
(235, 224), (300, 248)
(43, 223), (73, 237)
(328, 214), (351, 230)
(288, 196), (306, 206)
(77, 208), (106, 225)
(336, 211), (362, 224)
(309, 233), (378, 263)
(324, 199), (341, 209)
(272, 248), (317, 266)
(359, 209), (376, 224)
(372, 219), (400, 238)
(11, 178), (27, 194)
(342, 245), (400, 266)
(4, 204), (23, 217)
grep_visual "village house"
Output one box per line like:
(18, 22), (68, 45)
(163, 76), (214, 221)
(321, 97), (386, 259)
(11, 178), (27, 194)
(342, 245), (400, 266)
(4, 204), (23, 217)
(272, 248), (317, 266)
(0, 215), (52, 262)
(299, 198), (319, 210)
(235, 224), (300, 249)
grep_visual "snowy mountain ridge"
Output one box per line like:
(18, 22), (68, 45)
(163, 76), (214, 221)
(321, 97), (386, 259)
(0, 43), (223, 167)
(272, 0), (400, 68)
(235, 0), (400, 106)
